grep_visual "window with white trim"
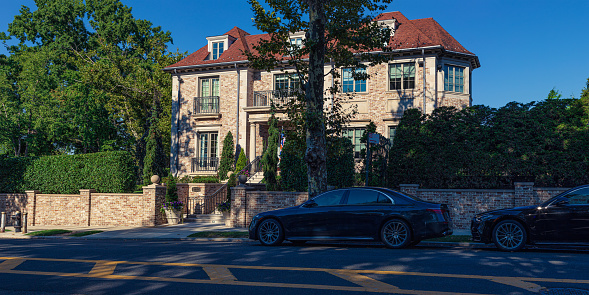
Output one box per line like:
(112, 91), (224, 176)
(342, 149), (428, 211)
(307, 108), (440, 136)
(342, 68), (367, 93)
(274, 73), (300, 90)
(389, 63), (415, 90)
(198, 131), (218, 160)
(212, 42), (224, 60)
(389, 126), (397, 145)
(444, 65), (464, 93)
(290, 37), (303, 49)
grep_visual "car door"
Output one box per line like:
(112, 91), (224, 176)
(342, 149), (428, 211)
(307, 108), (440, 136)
(561, 187), (589, 241)
(338, 188), (392, 238)
(533, 200), (571, 242)
(283, 189), (347, 238)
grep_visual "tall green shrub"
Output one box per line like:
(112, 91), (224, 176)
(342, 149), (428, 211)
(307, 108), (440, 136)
(235, 149), (248, 174)
(143, 122), (166, 185)
(218, 131), (235, 180)
(326, 137), (354, 189)
(0, 151), (137, 194)
(279, 139), (307, 192)
(262, 115), (279, 190)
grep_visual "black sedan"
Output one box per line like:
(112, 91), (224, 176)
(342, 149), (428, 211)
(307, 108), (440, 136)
(248, 187), (453, 248)
(471, 184), (589, 251)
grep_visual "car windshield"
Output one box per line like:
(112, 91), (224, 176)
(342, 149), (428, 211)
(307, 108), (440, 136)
(540, 186), (589, 207)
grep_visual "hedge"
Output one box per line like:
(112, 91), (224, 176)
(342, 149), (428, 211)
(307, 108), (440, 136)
(0, 151), (137, 194)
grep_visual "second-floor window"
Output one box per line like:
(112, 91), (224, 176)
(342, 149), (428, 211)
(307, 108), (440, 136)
(212, 42), (224, 60)
(342, 68), (367, 93)
(389, 126), (397, 145)
(275, 73), (300, 91)
(290, 37), (303, 49)
(343, 128), (366, 159)
(444, 65), (464, 93)
(389, 63), (415, 90)
(201, 78), (219, 97)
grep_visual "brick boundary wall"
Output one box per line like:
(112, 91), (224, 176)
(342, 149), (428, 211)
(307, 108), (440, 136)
(227, 182), (569, 230)
(228, 186), (308, 228)
(0, 184), (167, 227)
(399, 183), (569, 230)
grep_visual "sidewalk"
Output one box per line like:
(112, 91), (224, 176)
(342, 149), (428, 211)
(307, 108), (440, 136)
(0, 223), (471, 241)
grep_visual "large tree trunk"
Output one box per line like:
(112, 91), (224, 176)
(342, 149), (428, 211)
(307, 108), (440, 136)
(304, 0), (327, 198)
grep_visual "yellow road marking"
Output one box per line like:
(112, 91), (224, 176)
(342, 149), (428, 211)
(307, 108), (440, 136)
(88, 261), (118, 277)
(0, 256), (587, 294)
(202, 265), (237, 282)
(0, 258), (25, 271)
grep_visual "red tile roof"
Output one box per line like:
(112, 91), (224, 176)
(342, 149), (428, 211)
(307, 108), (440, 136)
(166, 12), (475, 70)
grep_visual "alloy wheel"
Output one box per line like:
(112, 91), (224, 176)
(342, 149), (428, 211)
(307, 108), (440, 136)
(381, 219), (411, 248)
(493, 220), (526, 251)
(257, 219), (284, 246)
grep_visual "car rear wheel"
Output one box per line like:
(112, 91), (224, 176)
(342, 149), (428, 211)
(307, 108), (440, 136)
(257, 219), (284, 246)
(381, 219), (412, 249)
(492, 220), (527, 252)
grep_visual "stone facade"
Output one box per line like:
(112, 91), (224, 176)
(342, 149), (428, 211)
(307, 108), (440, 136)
(0, 185), (167, 227)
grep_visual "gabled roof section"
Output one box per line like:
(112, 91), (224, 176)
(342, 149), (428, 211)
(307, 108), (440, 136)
(165, 12), (477, 71)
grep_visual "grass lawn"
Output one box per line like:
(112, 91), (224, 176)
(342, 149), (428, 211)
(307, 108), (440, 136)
(424, 235), (472, 243)
(26, 229), (72, 236)
(187, 231), (249, 238)
(70, 230), (103, 237)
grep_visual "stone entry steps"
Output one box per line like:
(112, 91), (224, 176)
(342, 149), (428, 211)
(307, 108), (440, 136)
(184, 214), (225, 224)
(247, 171), (264, 184)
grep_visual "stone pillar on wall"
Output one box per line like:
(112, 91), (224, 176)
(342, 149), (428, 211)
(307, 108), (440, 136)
(176, 183), (189, 215)
(230, 186), (249, 228)
(24, 190), (39, 226)
(79, 189), (95, 226)
(399, 184), (419, 196)
(142, 184), (167, 226)
(514, 182), (535, 207)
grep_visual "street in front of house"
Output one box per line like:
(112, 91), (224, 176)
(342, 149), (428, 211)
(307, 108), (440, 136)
(1, 239), (588, 295)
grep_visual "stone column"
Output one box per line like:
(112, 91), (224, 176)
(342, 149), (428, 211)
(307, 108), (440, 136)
(24, 190), (39, 226)
(248, 122), (257, 161)
(514, 182), (535, 207)
(79, 189), (96, 226)
(399, 184), (419, 196)
(230, 186), (247, 228)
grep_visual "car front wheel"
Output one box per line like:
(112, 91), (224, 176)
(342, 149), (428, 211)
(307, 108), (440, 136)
(492, 220), (527, 251)
(381, 219), (412, 249)
(257, 219), (284, 246)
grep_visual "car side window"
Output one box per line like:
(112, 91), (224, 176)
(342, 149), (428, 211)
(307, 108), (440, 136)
(566, 187), (589, 205)
(313, 190), (346, 207)
(346, 189), (392, 205)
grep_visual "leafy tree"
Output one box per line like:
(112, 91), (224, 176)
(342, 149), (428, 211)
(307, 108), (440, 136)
(218, 131), (235, 180)
(142, 103), (166, 185)
(247, 0), (393, 197)
(262, 114), (279, 190)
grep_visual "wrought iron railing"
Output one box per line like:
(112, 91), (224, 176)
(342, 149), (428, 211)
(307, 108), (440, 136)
(186, 183), (228, 215)
(239, 156), (263, 183)
(191, 157), (219, 172)
(194, 96), (220, 114)
(252, 89), (300, 107)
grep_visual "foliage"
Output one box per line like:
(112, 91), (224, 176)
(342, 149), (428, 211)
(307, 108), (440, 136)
(142, 113), (166, 186)
(247, 0), (393, 197)
(162, 175), (178, 202)
(216, 201), (231, 213)
(279, 137), (308, 192)
(0, 0), (185, 176)
(226, 172), (237, 200)
(358, 121), (389, 187)
(160, 200), (183, 213)
(218, 131), (235, 180)
(176, 175), (220, 183)
(235, 149), (248, 174)
(388, 91), (589, 189)
(326, 136), (355, 189)
(0, 151), (136, 193)
(26, 229), (72, 236)
(262, 114), (279, 190)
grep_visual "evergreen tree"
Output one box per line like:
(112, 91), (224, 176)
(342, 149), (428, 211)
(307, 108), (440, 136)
(142, 112), (165, 186)
(235, 149), (248, 175)
(218, 131), (235, 180)
(262, 115), (279, 190)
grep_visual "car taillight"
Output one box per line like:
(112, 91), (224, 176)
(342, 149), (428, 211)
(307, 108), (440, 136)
(427, 208), (448, 222)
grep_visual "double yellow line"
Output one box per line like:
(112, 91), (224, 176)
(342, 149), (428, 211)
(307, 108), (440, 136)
(1, 256), (587, 294)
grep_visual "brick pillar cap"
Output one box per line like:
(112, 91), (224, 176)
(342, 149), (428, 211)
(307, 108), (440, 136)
(399, 184), (420, 187)
(79, 189), (97, 193)
(25, 190), (41, 193)
(142, 184), (167, 189)
(514, 182), (535, 185)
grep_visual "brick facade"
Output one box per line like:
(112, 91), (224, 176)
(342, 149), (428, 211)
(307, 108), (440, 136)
(0, 185), (167, 227)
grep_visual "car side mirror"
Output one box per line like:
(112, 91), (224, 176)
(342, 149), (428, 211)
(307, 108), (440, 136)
(302, 200), (318, 208)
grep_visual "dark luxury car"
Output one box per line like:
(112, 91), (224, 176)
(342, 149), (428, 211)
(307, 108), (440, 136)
(471, 184), (589, 251)
(248, 187), (453, 248)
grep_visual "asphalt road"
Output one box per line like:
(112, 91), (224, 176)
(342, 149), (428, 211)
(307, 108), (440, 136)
(1, 239), (588, 295)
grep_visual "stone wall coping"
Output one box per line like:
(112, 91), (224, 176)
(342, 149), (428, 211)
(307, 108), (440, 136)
(37, 194), (81, 197)
(248, 191), (308, 196)
(142, 184), (167, 189)
(399, 184), (420, 187)
(514, 182), (535, 185)
(534, 187), (570, 191)
(92, 193), (143, 196)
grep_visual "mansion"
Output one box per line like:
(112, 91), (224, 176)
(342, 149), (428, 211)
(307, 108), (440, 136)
(164, 11), (480, 177)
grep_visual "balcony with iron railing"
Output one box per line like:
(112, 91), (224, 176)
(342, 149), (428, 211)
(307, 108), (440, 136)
(194, 96), (220, 117)
(252, 89), (301, 107)
(191, 157), (219, 173)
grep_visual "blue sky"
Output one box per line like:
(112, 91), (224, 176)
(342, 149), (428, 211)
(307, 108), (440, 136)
(1, 0), (588, 108)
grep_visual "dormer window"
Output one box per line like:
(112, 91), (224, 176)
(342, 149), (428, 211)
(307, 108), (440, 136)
(377, 19), (398, 37)
(288, 31), (305, 50)
(206, 35), (235, 60)
(212, 42), (224, 60)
